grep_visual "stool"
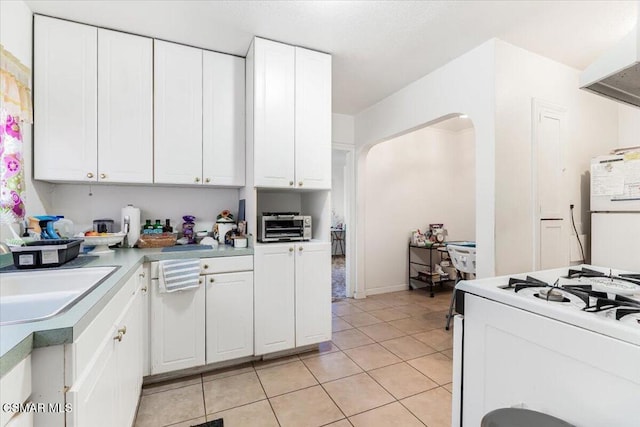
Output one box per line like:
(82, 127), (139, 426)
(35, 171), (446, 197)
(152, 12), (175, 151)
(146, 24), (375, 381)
(481, 408), (574, 427)
(331, 229), (345, 256)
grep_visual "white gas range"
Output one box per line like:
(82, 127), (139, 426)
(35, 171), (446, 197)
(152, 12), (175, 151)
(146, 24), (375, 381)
(451, 265), (640, 427)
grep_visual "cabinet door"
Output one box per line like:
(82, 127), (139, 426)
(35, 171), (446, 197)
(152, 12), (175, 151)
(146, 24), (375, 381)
(150, 278), (205, 374)
(294, 47), (332, 189)
(98, 29), (153, 183)
(253, 38), (295, 188)
(67, 325), (118, 427)
(203, 51), (246, 186)
(34, 16), (97, 181)
(254, 244), (295, 354)
(295, 242), (332, 346)
(154, 40), (203, 184)
(116, 279), (143, 427)
(205, 271), (254, 363)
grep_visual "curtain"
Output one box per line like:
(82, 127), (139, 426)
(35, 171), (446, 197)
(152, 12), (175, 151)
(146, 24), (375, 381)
(0, 44), (31, 223)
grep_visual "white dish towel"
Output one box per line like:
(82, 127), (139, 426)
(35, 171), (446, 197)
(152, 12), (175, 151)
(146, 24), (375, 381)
(158, 259), (201, 293)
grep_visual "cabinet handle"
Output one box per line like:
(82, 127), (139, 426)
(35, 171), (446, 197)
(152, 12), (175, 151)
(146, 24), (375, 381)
(195, 177), (201, 183)
(99, 173), (106, 179)
(289, 181), (294, 186)
(209, 277), (215, 283)
(203, 264), (209, 269)
(205, 178), (211, 183)
(298, 181), (303, 187)
(289, 247), (294, 252)
(113, 332), (123, 342)
(299, 246), (303, 252)
(86, 172), (94, 179)
(118, 326), (127, 335)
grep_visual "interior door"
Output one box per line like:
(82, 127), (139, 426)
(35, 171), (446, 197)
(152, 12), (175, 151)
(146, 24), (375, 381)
(533, 100), (568, 269)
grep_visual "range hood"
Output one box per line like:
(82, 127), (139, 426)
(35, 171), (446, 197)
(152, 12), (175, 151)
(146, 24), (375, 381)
(580, 26), (640, 108)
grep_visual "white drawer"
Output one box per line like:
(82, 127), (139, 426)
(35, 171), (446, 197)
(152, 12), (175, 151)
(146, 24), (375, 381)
(0, 355), (31, 427)
(150, 255), (253, 278)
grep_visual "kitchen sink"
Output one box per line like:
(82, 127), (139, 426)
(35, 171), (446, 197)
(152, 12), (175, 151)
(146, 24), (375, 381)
(0, 266), (118, 325)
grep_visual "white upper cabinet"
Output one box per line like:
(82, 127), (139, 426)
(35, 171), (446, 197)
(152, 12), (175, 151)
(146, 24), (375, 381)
(249, 38), (331, 189)
(98, 29), (153, 184)
(34, 16), (97, 181)
(203, 51), (246, 186)
(294, 47), (332, 189)
(252, 38), (296, 188)
(154, 40), (203, 185)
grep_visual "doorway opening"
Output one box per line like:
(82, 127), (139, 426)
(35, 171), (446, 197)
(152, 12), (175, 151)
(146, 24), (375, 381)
(331, 143), (354, 301)
(361, 114), (476, 297)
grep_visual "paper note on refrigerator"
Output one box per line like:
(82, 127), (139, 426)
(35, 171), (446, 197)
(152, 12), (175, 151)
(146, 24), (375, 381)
(591, 161), (624, 196)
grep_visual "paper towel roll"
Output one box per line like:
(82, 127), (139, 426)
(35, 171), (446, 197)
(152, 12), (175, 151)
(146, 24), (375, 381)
(121, 204), (141, 248)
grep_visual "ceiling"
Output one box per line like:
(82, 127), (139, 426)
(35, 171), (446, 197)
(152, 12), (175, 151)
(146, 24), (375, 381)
(25, 0), (638, 115)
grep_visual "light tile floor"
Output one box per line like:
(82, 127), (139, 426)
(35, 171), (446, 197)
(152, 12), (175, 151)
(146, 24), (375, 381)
(134, 289), (454, 427)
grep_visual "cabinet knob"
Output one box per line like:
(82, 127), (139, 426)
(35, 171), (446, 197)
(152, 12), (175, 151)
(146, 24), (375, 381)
(86, 172), (94, 179)
(209, 277), (215, 283)
(199, 279), (203, 285)
(141, 286), (147, 292)
(205, 178), (211, 183)
(113, 332), (123, 342)
(139, 272), (145, 278)
(99, 173), (106, 179)
(117, 326), (127, 335)
(289, 247), (294, 252)
(203, 264), (209, 269)
(289, 181), (294, 186)
(299, 246), (303, 252)
(298, 181), (303, 187)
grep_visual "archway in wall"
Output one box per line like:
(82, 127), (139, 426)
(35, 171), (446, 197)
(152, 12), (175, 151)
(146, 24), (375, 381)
(361, 114), (476, 297)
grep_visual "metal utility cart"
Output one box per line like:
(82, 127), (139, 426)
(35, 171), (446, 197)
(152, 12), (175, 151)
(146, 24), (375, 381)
(408, 243), (455, 297)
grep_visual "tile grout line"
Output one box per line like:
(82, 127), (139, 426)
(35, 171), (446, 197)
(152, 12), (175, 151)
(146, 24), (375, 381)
(253, 364), (283, 427)
(300, 354), (350, 424)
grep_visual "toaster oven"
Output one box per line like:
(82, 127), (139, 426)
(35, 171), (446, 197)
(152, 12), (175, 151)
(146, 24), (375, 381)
(258, 212), (312, 242)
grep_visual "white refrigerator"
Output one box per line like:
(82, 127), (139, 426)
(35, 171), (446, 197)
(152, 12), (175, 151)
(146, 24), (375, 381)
(590, 154), (640, 271)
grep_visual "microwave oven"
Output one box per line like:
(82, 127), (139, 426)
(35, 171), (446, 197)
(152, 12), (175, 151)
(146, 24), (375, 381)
(258, 212), (312, 242)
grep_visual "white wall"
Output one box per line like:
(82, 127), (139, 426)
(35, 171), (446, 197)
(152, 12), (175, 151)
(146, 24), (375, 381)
(49, 184), (239, 236)
(364, 127), (475, 293)
(0, 0), (53, 241)
(354, 40), (496, 299)
(618, 104), (640, 148)
(494, 40), (620, 275)
(332, 113), (355, 145)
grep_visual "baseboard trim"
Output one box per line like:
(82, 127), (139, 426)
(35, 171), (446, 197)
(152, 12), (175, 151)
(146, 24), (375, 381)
(365, 283), (409, 296)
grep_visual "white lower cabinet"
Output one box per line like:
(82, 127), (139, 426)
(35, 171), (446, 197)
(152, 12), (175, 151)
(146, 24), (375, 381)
(254, 242), (331, 355)
(295, 243), (332, 346)
(67, 266), (144, 427)
(205, 272), (254, 363)
(254, 244), (296, 354)
(150, 278), (206, 374)
(0, 355), (31, 427)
